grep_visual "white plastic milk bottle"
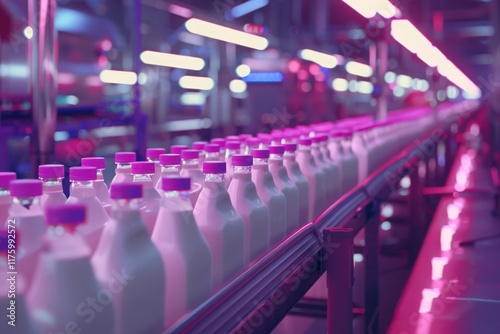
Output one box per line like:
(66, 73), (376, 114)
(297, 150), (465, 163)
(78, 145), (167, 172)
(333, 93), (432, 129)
(27, 204), (114, 334)
(152, 177), (212, 328)
(296, 138), (327, 221)
(180, 149), (204, 206)
(7, 180), (45, 288)
(111, 152), (136, 186)
(268, 145), (300, 236)
(38, 164), (67, 207)
(251, 149), (287, 248)
(192, 141), (208, 163)
(81, 157), (112, 214)
(283, 143), (310, 226)
(131, 161), (160, 235)
(225, 140), (242, 188)
(0, 172), (16, 224)
(93, 183), (165, 334)
(311, 136), (337, 206)
(155, 153), (181, 193)
(227, 154), (270, 265)
(146, 147), (166, 185)
(66, 167), (109, 253)
(0, 230), (37, 334)
(193, 161), (245, 292)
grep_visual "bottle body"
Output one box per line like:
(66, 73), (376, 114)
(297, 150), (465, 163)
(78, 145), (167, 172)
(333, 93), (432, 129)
(152, 192), (212, 328)
(40, 178), (67, 208)
(111, 164), (133, 186)
(283, 155), (310, 226)
(296, 148), (326, 221)
(180, 165), (204, 206)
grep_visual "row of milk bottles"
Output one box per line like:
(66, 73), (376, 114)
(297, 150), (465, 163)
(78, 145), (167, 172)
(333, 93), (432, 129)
(0, 112), (434, 333)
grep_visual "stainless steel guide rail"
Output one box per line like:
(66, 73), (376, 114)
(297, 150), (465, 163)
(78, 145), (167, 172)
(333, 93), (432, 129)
(168, 101), (480, 334)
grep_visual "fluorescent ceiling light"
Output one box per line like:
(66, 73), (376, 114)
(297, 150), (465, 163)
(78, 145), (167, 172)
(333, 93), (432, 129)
(236, 64), (251, 77)
(140, 51), (205, 70)
(180, 92), (205, 106)
(391, 20), (432, 54)
(357, 81), (374, 94)
(185, 18), (269, 50)
(231, 0), (269, 19)
(229, 79), (248, 93)
(332, 78), (348, 92)
(99, 70), (137, 85)
(298, 49), (338, 69)
(343, 0), (376, 18)
(345, 61), (373, 77)
(396, 74), (412, 88)
(179, 75), (215, 90)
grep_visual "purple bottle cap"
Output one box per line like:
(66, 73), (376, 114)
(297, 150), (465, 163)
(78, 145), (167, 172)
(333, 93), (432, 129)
(0, 230), (9, 252)
(252, 149), (270, 159)
(239, 134), (253, 140)
(162, 176), (191, 192)
(354, 123), (373, 132)
(232, 154), (253, 166)
(226, 141), (242, 150)
(271, 133), (284, 143)
(269, 145), (285, 155)
(203, 161), (226, 174)
(192, 141), (208, 151)
(246, 138), (260, 148)
(299, 138), (312, 146)
(210, 138), (226, 148)
(181, 150), (200, 160)
(159, 154), (181, 166)
(226, 135), (240, 141)
(70, 167), (97, 181)
(146, 148), (166, 159)
(204, 144), (220, 153)
(170, 145), (189, 154)
(131, 161), (155, 175)
(330, 128), (352, 137)
(45, 204), (86, 226)
(81, 157), (106, 169)
(115, 152), (137, 163)
(110, 183), (143, 199)
(9, 179), (43, 197)
(318, 134), (329, 142)
(284, 143), (297, 152)
(38, 164), (65, 179)
(311, 136), (322, 144)
(0, 172), (16, 189)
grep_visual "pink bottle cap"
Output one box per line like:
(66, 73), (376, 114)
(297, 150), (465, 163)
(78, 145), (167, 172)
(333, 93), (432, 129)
(38, 164), (65, 179)
(81, 157), (106, 169)
(246, 138), (260, 148)
(271, 133), (284, 143)
(182, 150), (201, 160)
(226, 135), (240, 141)
(299, 138), (312, 146)
(115, 152), (137, 163)
(70, 167), (97, 181)
(210, 138), (226, 149)
(162, 176), (191, 192)
(257, 134), (271, 146)
(0, 172), (17, 189)
(311, 136), (322, 144)
(226, 141), (242, 150)
(239, 134), (253, 140)
(330, 128), (352, 137)
(9, 179), (43, 197)
(269, 145), (285, 155)
(204, 144), (220, 153)
(203, 161), (226, 174)
(146, 148), (166, 159)
(110, 183), (143, 199)
(170, 145), (189, 154)
(131, 161), (155, 174)
(192, 141), (208, 150)
(252, 149), (270, 159)
(318, 134), (329, 142)
(159, 154), (181, 166)
(45, 204), (86, 226)
(232, 155), (253, 166)
(284, 143), (297, 152)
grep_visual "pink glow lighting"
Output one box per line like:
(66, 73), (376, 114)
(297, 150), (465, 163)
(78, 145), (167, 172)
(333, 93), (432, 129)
(168, 4), (193, 18)
(58, 73), (76, 85)
(446, 203), (461, 221)
(440, 225), (455, 252)
(309, 63), (321, 76)
(419, 288), (440, 313)
(431, 257), (449, 281)
(288, 59), (301, 73)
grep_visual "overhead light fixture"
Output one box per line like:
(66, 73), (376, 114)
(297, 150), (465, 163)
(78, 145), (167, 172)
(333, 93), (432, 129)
(180, 92), (205, 106)
(140, 51), (205, 70)
(229, 79), (248, 93)
(357, 81), (374, 94)
(343, 0), (399, 19)
(342, 0), (376, 18)
(298, 49), (338, 69)
(396, 74), (412, 88)
(236, 64), (251, 77)
(99, 70), (137, 85)
(345, 61), (373, 77)
(231, 0), (269, 19)
(179, 75), (215, 90)
(185, 18), (269, 50)
(242, 72), (284, 83)
(168, 4), (193, 18)
(332, 78), (348, 92)
(391, 20), (432, 54)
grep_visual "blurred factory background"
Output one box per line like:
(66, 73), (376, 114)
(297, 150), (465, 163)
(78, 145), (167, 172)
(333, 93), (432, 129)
(0, 0), (495, 184)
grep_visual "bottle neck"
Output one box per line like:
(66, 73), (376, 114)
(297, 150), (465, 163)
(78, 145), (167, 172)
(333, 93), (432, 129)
(205, 152), (219, 161)
(225, 149), (239, 159)
(284, 151), (296, 160)
(161, 165), (181, 173)
(0, 188), (9, 197)
(13, 196), (40, 209)
(40, 177), (63, 186)
(96, 169), (105, 181)
(115, 163), (132, 173)
(182, 159), (200, 169)
(47, 224), (79, 237)
(133, 174), (153, 183)
(71, 180), (94, 189)
(112, 198), (140, 211)
(253, 157), (269, 165)
(204, 173), (225, 183)
(233, 166), (252, 174)
(163, 190), (190, 199)
(270, 154), (283, 161)
(298, 144), (311, 153)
